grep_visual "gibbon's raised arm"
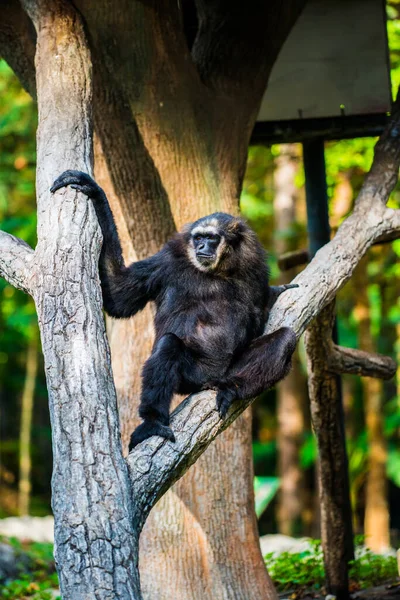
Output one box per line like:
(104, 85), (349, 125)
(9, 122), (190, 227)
(51, 171), (164, 318)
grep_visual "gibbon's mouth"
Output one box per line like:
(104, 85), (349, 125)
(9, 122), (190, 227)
(196, 253), (216, 264)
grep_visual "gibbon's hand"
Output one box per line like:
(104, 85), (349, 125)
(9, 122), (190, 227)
(50, 170), (101, 200)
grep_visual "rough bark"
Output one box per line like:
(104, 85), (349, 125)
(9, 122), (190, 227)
(329, 345), (396, 380)
(0, 232), (34, 294)
(274, 144), (306, 536)
(304, 302), (354, 600)
(2, 1), (307, 597)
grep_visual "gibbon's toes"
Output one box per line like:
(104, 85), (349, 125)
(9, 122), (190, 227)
(216, 388), (237, 419)
(50, 170), (94, 195)
(203, 379), (224, 392)
(128, 420), (176, 452)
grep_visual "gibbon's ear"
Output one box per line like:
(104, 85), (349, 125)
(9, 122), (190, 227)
(226, 218), (244, 237)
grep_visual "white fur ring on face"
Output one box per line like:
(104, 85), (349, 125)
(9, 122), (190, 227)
(187, 225), (227, 272)
(187, 242), (213, 272)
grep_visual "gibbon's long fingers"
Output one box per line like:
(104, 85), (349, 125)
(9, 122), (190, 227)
(50, 170), (101, 199)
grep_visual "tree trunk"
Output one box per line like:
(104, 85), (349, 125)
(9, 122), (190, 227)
(305, 302), (354, 600)
(353, 257), (390, 552)
(18, 2), (141, 596)
(274, 144), (307, 536)
(98, 132), (275, 600)
(95, 142), (272, 597)
(75, 3), (306, 599)
(18, 334), (38, 516)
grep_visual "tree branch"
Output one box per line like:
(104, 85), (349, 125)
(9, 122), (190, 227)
(266, 95), (400, 336)
(278, 248), (309, 271)
(128, 389), (246, 530)
(304, 301), (354, 595)
(0, 231), (34, 294)
(192, 0), (306, 97)
(328, 345), (397, 380)
(127, 90), (400, 526)
(0, 0), (36, 98)
(300, 295), (396, 379)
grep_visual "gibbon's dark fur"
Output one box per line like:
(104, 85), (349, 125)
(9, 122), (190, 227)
(51, 171), (297, 451)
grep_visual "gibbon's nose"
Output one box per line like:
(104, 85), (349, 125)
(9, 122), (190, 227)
(198, 242), (205, 251)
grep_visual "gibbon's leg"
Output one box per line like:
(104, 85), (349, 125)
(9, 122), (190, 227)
(129, 333), (186, 451)
(215, 327), (297, 417)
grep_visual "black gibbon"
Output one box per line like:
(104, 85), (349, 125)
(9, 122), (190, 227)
(51, 171), (297, 451)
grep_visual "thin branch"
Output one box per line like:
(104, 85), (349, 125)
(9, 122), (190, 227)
(358, 89), (400, 207)
(301, 298), (396, 379)
(266, 109), (400, 337)
(278, 248), (309, 271)
(0, 231), (34, 294)
(373, 229), (400, 245)
(383, 206), (400, 234)
(127, 88), (400, 525)
(328, 345), (397, 380)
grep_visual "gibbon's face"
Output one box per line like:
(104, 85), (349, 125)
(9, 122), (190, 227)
(188, 218), (227, 272)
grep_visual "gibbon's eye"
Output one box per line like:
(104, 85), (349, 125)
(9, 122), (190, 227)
(208, 233), (221, 243)
(194, 235), (202, 242)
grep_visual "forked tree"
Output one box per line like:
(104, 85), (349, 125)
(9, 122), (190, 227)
(0, 1), (400, 599)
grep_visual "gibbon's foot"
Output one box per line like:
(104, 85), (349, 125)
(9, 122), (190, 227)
(50, 170), (99, 198)
(202, 378), (229, 392)
(128, 419), (176, 452)
(216, 387), (237, 419)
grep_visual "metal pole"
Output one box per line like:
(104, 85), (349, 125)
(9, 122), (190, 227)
(303, 138), (339, 344)
(302, 138), (354, 599)
(303, 138), (330, 256)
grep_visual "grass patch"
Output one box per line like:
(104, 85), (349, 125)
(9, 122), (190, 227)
(0, 537), (59, 600)
(264, 538), (398, 594)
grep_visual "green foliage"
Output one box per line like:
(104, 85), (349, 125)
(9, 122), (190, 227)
(3, 537), (55, 564)
(254, 476), (280, 517)
(0, 576), (59, 600)
(387, 447), (400, 487)
(349, 547), (398, 590)
(299, 433), (317, 470)
(265, 540), (325, 592)
(0, 538), (59, 600)
(265, 539), (398, 593)
(0, 59), (37, 344)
